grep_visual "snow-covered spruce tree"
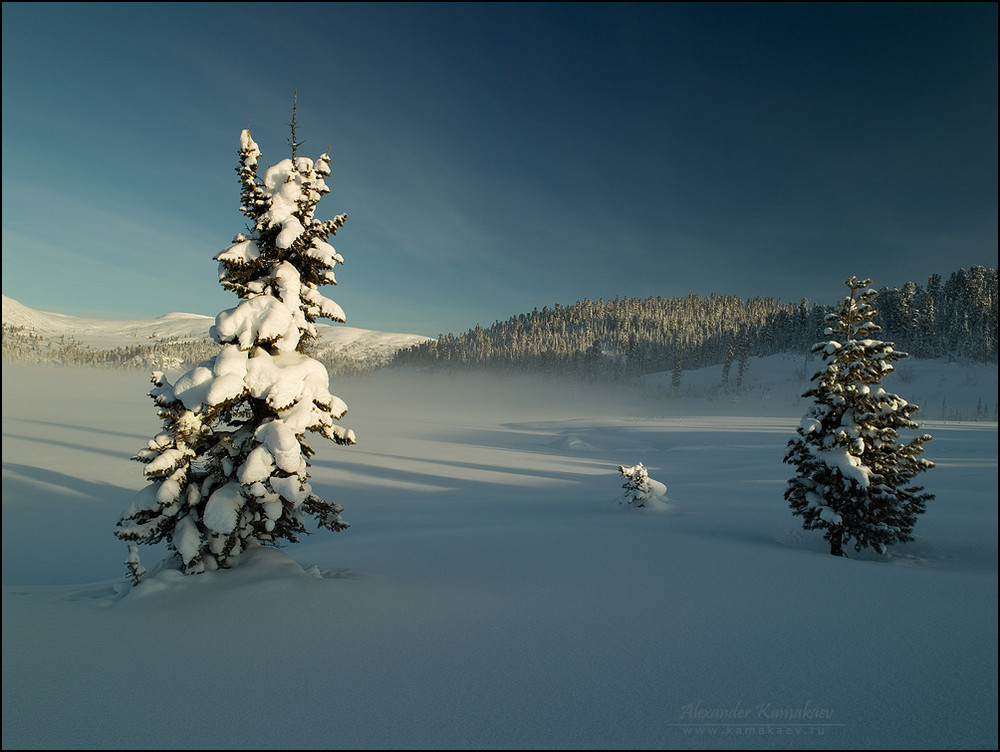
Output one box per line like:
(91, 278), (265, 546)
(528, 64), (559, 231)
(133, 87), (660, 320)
(115, 112), (356, 580)
(783, 277), (934, 557)
(617, 463), (667, 507)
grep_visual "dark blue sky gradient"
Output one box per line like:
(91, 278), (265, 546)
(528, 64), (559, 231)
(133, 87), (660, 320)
(2, 3), (996, 336)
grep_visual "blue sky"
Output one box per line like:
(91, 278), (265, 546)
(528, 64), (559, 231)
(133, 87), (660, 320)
(2, 2), (997, 337)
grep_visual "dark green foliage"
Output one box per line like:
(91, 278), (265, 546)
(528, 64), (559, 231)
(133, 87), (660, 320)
(390, 267), (997, 381)
(784, 277), (935, 557)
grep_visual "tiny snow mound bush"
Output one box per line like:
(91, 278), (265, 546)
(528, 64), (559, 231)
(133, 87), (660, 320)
(115, 102), (357, 581)
(617, 463), (667, 508)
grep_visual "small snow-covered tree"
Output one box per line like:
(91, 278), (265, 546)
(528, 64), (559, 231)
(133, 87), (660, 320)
(784, 277), (934, 557)
(115, 106), (356, 578)
(617, 463), (667, 507)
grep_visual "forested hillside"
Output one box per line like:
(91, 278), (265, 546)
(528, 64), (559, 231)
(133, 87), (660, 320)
(5, 267), (994, 378)
(391, 266), (998, 379)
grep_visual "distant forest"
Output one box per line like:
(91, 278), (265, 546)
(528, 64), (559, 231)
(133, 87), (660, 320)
(391, 266), (998, 380)
(0, 333), (221, 371)
(4, 266), (996, 377)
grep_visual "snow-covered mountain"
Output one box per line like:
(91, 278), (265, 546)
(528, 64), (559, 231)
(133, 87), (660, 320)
(1, 295), (432, 365)
(2, 295), (216, 349)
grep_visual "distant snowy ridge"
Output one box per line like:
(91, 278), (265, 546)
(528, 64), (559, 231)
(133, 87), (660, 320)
(2, 295), (214, 349)
(1, 295), (432, 368)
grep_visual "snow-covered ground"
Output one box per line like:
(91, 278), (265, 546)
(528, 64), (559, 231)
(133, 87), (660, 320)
(640, 352), (999, 422)
(2, 361), (996, 749)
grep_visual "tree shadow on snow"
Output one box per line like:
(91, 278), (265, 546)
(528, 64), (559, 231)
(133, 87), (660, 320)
(2, 462), (134, 505)
(2, 430), (142, 462)
(4, 415), (149, 443)
(310, 451), (606, 491)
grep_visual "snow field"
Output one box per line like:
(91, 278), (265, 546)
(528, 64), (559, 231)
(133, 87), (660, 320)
(2, 364), (997, 749)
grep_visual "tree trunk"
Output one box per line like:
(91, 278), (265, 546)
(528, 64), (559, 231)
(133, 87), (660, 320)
(828, 532), (847, 557)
